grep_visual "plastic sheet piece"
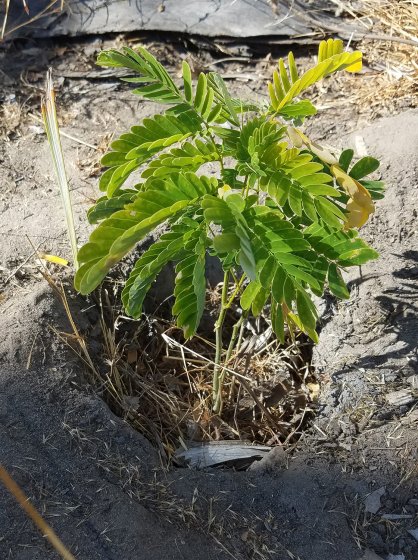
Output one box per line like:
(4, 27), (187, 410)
(4, 0), (311, 39)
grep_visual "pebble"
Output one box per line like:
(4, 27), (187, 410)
(403, 504), (416, 515)
(365, 487), (386, 514)
(368, 530), (386, 552)
(407, 528), (418, 542)
(384, 499), (394, 510)
(406, 375), (418, 389)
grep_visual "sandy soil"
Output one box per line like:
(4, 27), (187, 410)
(1, 36), (417, 560)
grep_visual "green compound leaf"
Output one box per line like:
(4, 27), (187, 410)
(259, 149), (344, 227)
(122, 225), (190, 317)
(87, 191), (137, 224)
(99, 110), (203, 196)
(98, 47), (183, 104)
(75, 173), (217, 294)
(202, 194), (257, 280)
(327, 263), (350, 299)
(277, 100), (317, 120)
(141, 138), (220, 178)
(268, 39), (361, 113)
(349, 156), (380, 180)
(172, 233), (207, 339)
(303, 222), (379, 267)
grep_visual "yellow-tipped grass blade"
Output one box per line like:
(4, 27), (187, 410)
(0, 464), (77, 560)
(42, 70), (78, 270)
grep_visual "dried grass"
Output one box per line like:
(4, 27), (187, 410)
(85, 281), (318, 461)
(327, 0), (418, 111)
(0, 464), (76, 560)
(0, 100), (22, 138)
(1, 0), (64, 40)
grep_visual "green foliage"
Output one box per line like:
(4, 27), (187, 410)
(77, 39), (384, 354)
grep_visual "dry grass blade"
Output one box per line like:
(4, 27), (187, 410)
(29, 249), (100, 380)
(308, 1), (418, 115)
(1, 0), (64, 40)
(30, 113), (99, 150)
(42, 69), (78, 270)
(328, 0), (418, 66)
(162, 333), (252, 383)
(1, 0), (10, 40)
(0, 464), (77, 560)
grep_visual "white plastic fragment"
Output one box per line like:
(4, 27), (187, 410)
(175, 441), (271, 469)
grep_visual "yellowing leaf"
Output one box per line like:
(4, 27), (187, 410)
(286, 130), (373, 229)
(270, 45), (362, 113)
(298, 131), (339, 165)
(218, 184), (231, 198)
(307, 382), (320, 400)
(345, 196), (374, 229)
(289, 128), (339, 165)
(39, 253), (69, 267)
(287, 126), (303, 147)
(330, 165), (375, 228)
(345, 58), (363, 73)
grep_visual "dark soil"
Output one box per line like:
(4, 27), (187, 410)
(1, 35), (418, 560)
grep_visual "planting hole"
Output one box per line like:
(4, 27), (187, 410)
(85, 267), (320, 464)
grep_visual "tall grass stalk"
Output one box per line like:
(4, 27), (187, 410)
(42, 69), (78, 270)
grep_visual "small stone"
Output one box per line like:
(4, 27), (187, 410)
(386, 389), (415, 407)
(406, 375), (418, 389)
(381, 514), (413, 520)
(368, 530), (386, 552)
(407, 528), (418, 542)
(384, 499), (394, 510)
(403, 504), (416, 515)
(359, 549), (384, 560)
(375, 523), (386, 536)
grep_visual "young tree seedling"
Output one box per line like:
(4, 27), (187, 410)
(75, 39), (385, 414)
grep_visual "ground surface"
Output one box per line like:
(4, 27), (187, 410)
(1, 36), (417, 560)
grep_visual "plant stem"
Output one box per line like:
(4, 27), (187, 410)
(212, 271), (229, 412)
(213, 313), (245, 414)
(212, 272), (248, 413)
(207, 128), (225, 172)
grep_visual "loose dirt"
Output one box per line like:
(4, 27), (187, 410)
(1, 35), (417, 560)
